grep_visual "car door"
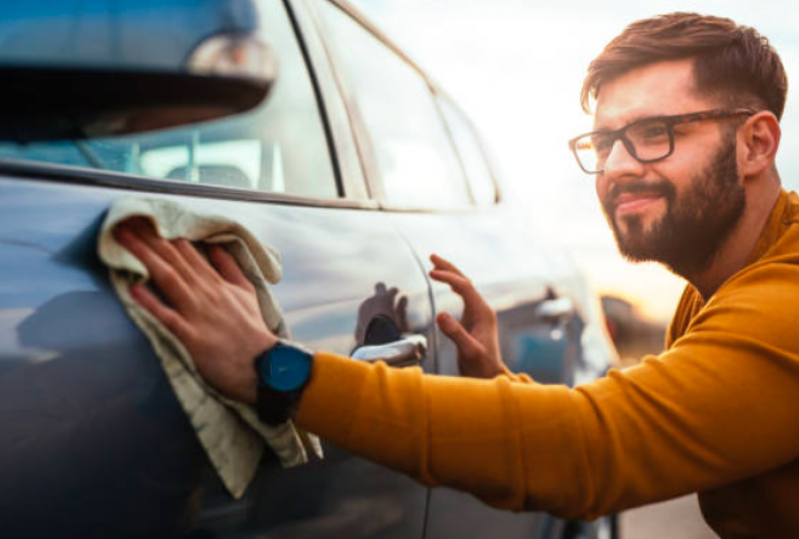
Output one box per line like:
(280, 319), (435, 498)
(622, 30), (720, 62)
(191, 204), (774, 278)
(0, 1), (432, 538)
(309, 2), (594, 537)
(387, 129), (587, 539)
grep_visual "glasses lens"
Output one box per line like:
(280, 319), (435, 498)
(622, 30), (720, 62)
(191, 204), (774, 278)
(573, 134), (603, 173)
(572, 118), (677, 173)
(626, 119), (671, 161)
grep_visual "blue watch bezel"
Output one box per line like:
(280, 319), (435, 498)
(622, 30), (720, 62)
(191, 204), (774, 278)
(257, 341), (313, 392)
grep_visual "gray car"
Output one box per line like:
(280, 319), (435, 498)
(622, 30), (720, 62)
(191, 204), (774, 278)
(0, 0), (617, 537)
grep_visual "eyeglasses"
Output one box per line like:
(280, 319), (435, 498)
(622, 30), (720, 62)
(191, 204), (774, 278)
(568, 108), (755, 174)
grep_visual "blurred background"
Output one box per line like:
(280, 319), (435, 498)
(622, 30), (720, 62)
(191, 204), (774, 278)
(348, 0), (799, 536)
(349, 0), (799, 324)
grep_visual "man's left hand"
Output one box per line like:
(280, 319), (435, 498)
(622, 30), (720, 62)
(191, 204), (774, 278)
(429, 254), (506, 378)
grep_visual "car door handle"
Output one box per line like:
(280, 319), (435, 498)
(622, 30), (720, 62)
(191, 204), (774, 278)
(351, 334), (427, 367)
(535, 297), (575, 323)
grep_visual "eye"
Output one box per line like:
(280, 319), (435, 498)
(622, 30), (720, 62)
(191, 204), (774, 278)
(633, 121), (669, 141)
(591, 134), (613, 155)
(644, 125), (668, 138)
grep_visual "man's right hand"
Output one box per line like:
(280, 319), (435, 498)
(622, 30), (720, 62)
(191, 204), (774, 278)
(114, 217), (277, 404)
(429, 254), (507, 379)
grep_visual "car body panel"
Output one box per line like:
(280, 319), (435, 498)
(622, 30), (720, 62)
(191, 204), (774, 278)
(0, 0), (616, 537)
(0, 176), (432, 538)
(389, 208), (596, 538)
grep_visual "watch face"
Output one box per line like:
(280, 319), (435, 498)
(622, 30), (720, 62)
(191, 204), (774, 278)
(260, 344), (312, 392)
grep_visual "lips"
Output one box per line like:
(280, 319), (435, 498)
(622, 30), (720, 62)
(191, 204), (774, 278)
(613, 192), (665, 215)
(604, 179), (672, 219)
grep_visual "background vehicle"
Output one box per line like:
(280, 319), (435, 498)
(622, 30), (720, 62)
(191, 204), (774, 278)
(0, 0), (617, 537)
(601, 295), (666, 367)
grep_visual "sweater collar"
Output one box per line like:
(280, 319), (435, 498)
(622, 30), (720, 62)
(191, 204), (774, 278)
(744, 189), (791, 266)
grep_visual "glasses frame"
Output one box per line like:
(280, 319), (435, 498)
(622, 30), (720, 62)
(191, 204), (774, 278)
(568, 108), (756, 174)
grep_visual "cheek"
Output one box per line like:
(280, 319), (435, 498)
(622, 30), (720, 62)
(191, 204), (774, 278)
(654, 165), (688, 197)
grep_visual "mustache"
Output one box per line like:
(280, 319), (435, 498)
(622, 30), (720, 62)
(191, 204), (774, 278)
(604, 180), (675, 209)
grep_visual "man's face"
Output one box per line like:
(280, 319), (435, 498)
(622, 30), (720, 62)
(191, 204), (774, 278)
(593, 59), (745, 276)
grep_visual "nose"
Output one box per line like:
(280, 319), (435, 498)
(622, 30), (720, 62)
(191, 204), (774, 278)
(596, 139), (645, 199)
(602, 138), (645, 179)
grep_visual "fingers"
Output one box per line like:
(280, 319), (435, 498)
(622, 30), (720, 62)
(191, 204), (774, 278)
(172, 239), (224, 283)
(207, 245), (252, 288)
(430, 258), (497, 336)
(429, 255), (478, 301)
(126, 219), (198, 286)
(436, 312), (484, 358)
(429, 268), (469, 293)
(430, 254), (465, 276)
(130, 283), (191, 341)
(114, 218), (257, 306)
(115, 225), (195, 310)
(115, 219), (193, 283)
(429, 268), (488, 310)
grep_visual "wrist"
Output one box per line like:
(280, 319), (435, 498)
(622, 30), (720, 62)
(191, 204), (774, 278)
(239, 335), (279, 404)
(251, 331), (279, 360)
(254, 341), (314, 426)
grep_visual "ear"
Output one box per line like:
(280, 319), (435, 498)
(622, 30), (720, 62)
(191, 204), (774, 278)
(738, 111), (781, 177)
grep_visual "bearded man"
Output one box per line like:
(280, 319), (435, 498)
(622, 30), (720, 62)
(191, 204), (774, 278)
(116, 12), (799, 538)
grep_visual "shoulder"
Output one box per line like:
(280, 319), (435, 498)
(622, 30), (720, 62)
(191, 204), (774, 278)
(680, 260), (799, 354)
(671, 207), (799, 347)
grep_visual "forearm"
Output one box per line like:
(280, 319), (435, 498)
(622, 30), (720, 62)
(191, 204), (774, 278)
(296, 352), (596, 517)
(501, 364), (535, 383)
(297, 340), (799, 520)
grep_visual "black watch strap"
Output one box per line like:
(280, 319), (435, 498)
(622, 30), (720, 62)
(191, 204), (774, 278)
(256, 387), (295, 426)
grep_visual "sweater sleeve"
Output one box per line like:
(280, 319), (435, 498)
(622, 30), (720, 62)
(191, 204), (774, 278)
(502, 365), (534, 383)
(295, 265), (799, 520)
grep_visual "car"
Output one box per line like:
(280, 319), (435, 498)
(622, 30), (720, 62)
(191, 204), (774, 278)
(0, 0), (618, 537)
(601, 295), (667, 367)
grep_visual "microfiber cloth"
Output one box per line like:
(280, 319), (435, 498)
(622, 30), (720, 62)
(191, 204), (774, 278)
(97, 197), (323, 499)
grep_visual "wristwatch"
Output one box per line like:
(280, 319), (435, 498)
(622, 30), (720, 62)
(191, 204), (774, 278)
(254, 340), (314, 426)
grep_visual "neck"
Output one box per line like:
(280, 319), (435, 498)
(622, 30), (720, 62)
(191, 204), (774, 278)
(686, 178), (781, 299)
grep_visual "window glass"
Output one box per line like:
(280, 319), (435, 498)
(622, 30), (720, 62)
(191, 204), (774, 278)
(0, 0), (337, 199)
(439, 97), (498, 206)
(317, 1), (470, 208)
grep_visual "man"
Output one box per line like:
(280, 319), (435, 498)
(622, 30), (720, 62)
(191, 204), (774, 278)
(116, 12), (799, 537)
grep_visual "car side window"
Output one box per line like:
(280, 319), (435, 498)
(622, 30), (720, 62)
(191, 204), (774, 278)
(438, 97), (498, 207)
(0, 0), (337, 199)
(316, 1), (471, 209)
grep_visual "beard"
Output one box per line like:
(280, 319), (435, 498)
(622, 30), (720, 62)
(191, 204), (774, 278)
(602, 135), (745, 277)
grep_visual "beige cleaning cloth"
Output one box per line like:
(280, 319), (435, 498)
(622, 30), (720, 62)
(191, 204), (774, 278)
(97, 197), (323, 499)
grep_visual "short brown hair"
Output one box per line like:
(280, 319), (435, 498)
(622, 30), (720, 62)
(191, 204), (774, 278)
(581, 12), (788, 119)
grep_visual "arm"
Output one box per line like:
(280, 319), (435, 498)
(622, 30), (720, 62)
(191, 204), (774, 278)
(116, 221), (799, 519)
(297, 274), (799, 519)
(113, 221), (514, 393)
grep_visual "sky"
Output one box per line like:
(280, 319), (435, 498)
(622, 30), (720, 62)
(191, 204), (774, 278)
(348, 0), (799, 322)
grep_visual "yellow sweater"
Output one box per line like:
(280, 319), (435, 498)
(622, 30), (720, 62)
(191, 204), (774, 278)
(297, 190), (799, 538)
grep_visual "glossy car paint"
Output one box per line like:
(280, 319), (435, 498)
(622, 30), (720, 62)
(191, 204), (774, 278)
(0, 0), (259, 71)
(389, 209), (609, 539)
(0, 177), (433, 538)
(0, 0), (616, 537)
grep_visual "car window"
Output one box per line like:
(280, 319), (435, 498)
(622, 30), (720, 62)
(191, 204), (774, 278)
(0, 0), (337, 199)
(438, 97), (498, 207)
(316, 1), (471, 209)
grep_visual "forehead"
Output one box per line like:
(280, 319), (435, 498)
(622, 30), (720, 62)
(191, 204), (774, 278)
(593, 58), (716, 130)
